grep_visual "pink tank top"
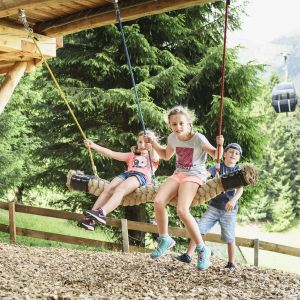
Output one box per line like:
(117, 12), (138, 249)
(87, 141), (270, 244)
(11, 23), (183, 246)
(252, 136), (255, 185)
(126, 151), (159, 183)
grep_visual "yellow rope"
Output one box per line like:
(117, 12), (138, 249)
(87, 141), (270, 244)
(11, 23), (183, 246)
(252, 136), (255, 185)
(19, 10), (97, 176)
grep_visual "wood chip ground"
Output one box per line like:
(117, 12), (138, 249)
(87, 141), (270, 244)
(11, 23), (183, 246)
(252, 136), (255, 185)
(0, 243), (299, 299)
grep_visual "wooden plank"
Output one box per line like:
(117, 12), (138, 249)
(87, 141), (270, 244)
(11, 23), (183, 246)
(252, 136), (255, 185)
(0, 22), (57, 58)
(0, 65), (15, 76)
(0, 0), (68, 18)
(8, 202), (16, 243)
(259, 240), (300, 258)
(0, 51), (40, 62)
(1, 201), (123, 226)
(254, 239), (259, 266)
(16, 226), (123, 249)
(2, 201), (300, 258)
(38, 0), (218, 37)
(56, 36), (63, 49)
(25, 59), (38, 73)
(0, 201), (9, 210)
(14, 203), (84, 221)
(0, 223), (9, 232)
(25, 8), (63, 20)
(0, 223), (150, 253)
(121, 218), (129, 252)
(0, 57), (31, 62)
(0, 61), (27, 114)
(125, 220), (255, 247)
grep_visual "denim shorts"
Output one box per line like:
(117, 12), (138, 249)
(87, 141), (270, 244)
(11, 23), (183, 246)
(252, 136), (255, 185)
(195, 205), (237, 243)
(117, 171), (148, 187)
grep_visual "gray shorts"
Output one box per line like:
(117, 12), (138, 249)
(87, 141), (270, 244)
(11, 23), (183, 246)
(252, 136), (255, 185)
(195, 205), (237, 243)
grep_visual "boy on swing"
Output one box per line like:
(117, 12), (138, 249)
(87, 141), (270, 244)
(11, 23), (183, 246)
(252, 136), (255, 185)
(176, 143), (243, 269)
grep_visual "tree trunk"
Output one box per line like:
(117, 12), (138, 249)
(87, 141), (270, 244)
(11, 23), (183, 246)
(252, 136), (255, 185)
(14, 184), (24, 204)
(124, 204), (147, 247)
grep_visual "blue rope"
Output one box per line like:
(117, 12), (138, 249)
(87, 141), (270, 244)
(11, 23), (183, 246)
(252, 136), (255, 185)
(113, 1), (157, 185)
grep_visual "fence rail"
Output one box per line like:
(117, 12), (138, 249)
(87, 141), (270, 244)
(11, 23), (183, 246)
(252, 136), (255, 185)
(1, 201), (300, 266)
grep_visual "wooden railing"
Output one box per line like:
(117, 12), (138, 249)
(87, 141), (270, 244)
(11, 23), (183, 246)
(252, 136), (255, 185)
(1, 201), (300, 266)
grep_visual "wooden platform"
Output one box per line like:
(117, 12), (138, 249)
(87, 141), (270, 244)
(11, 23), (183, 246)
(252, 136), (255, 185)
(0, 0), (217, 75)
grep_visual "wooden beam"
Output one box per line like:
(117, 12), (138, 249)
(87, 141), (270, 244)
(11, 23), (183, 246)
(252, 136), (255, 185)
(0, 64), (15, 76)
(8, 201), (16, 243)
(121, 218), (129, 253)
(0, 61), (27, 115)
(0, 22), (57, 59)
(0, 51), (33, 62)
(0, 223), (151, 253)
(0, 0), (68, 18)
(37, 0), (218, 37)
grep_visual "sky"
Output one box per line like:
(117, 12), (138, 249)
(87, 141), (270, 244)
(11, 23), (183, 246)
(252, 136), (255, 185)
(228, 0), (300, 46)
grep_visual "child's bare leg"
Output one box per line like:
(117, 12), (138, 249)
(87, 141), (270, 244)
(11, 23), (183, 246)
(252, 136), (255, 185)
(176, 182), (204, 245)
(91, 177), (124, 210)
(227, 242), (235, 263)
(153, 178), (178, 234)
(186, 240), (197, 257)
(101, 177), (140, 214)
(177, 182), (211, 269)
(150, 179), (178, 259)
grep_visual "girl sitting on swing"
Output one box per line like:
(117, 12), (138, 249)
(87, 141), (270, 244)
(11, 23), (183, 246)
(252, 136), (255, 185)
(144, 106), (224, 270)
(78, 130), (159, 230)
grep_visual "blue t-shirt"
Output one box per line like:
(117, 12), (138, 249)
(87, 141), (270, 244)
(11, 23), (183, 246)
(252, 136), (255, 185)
(209, 162), (240, 211)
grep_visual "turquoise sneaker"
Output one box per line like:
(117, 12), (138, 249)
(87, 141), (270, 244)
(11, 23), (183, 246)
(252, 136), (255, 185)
(196, 246), (211, 270)
(150, 236), (176, 259)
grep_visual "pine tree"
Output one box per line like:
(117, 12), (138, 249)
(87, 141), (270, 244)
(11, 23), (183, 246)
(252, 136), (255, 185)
(0, 74), (43, 202)
(248, 72), (300, 229)
(267, 182), (295, 231)
(1, 2), (267, 242)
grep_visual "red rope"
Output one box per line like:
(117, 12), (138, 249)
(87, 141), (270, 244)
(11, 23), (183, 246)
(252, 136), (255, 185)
(216, 0), (230, 173)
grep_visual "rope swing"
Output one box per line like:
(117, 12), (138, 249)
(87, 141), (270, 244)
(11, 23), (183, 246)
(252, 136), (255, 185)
(18, 9), (98, 177)
(112, 0), (156, 185)
(67, 164), (257, 207)
(216, 0), (230, 175)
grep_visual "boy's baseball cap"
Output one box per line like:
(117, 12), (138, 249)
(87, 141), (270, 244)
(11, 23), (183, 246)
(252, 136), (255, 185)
(224, 143), (242, 156)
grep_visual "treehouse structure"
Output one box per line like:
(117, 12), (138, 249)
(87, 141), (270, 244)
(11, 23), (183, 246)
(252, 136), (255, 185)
(0, 0), (217, 114)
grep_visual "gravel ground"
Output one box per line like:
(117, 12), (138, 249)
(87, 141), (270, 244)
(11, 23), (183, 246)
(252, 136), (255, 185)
(0, 243), (299, 299)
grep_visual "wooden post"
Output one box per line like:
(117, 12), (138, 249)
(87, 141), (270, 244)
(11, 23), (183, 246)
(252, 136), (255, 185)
(0, 61), (27, 115)
(121, 218), (129, 253)
(254, 239), (259, 266)
(8, 201), (16, 243)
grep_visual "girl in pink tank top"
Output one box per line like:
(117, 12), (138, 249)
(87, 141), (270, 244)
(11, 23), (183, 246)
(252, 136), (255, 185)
(78, 130), (159, 231)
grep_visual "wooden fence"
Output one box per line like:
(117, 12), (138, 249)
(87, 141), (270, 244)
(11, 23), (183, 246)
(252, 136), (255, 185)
(0, 200), (300, 267)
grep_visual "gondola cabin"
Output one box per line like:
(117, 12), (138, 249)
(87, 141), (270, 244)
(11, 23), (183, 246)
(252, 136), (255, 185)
(271, 82), (298, 113)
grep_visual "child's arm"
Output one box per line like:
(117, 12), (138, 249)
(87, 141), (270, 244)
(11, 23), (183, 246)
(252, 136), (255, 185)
(145, 143), (160, 162)
(84, 139), (129, 162)
(144, 136), (174, 160)
(225, 187), (243, 211)
(202, 135), (224, 159)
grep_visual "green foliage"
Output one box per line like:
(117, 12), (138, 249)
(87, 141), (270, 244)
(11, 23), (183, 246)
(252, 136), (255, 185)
(0, 73), (44, 198)
(239, 70), (300, 230)
(267, 185), (296, 232)
(0, 2), (269, 233)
